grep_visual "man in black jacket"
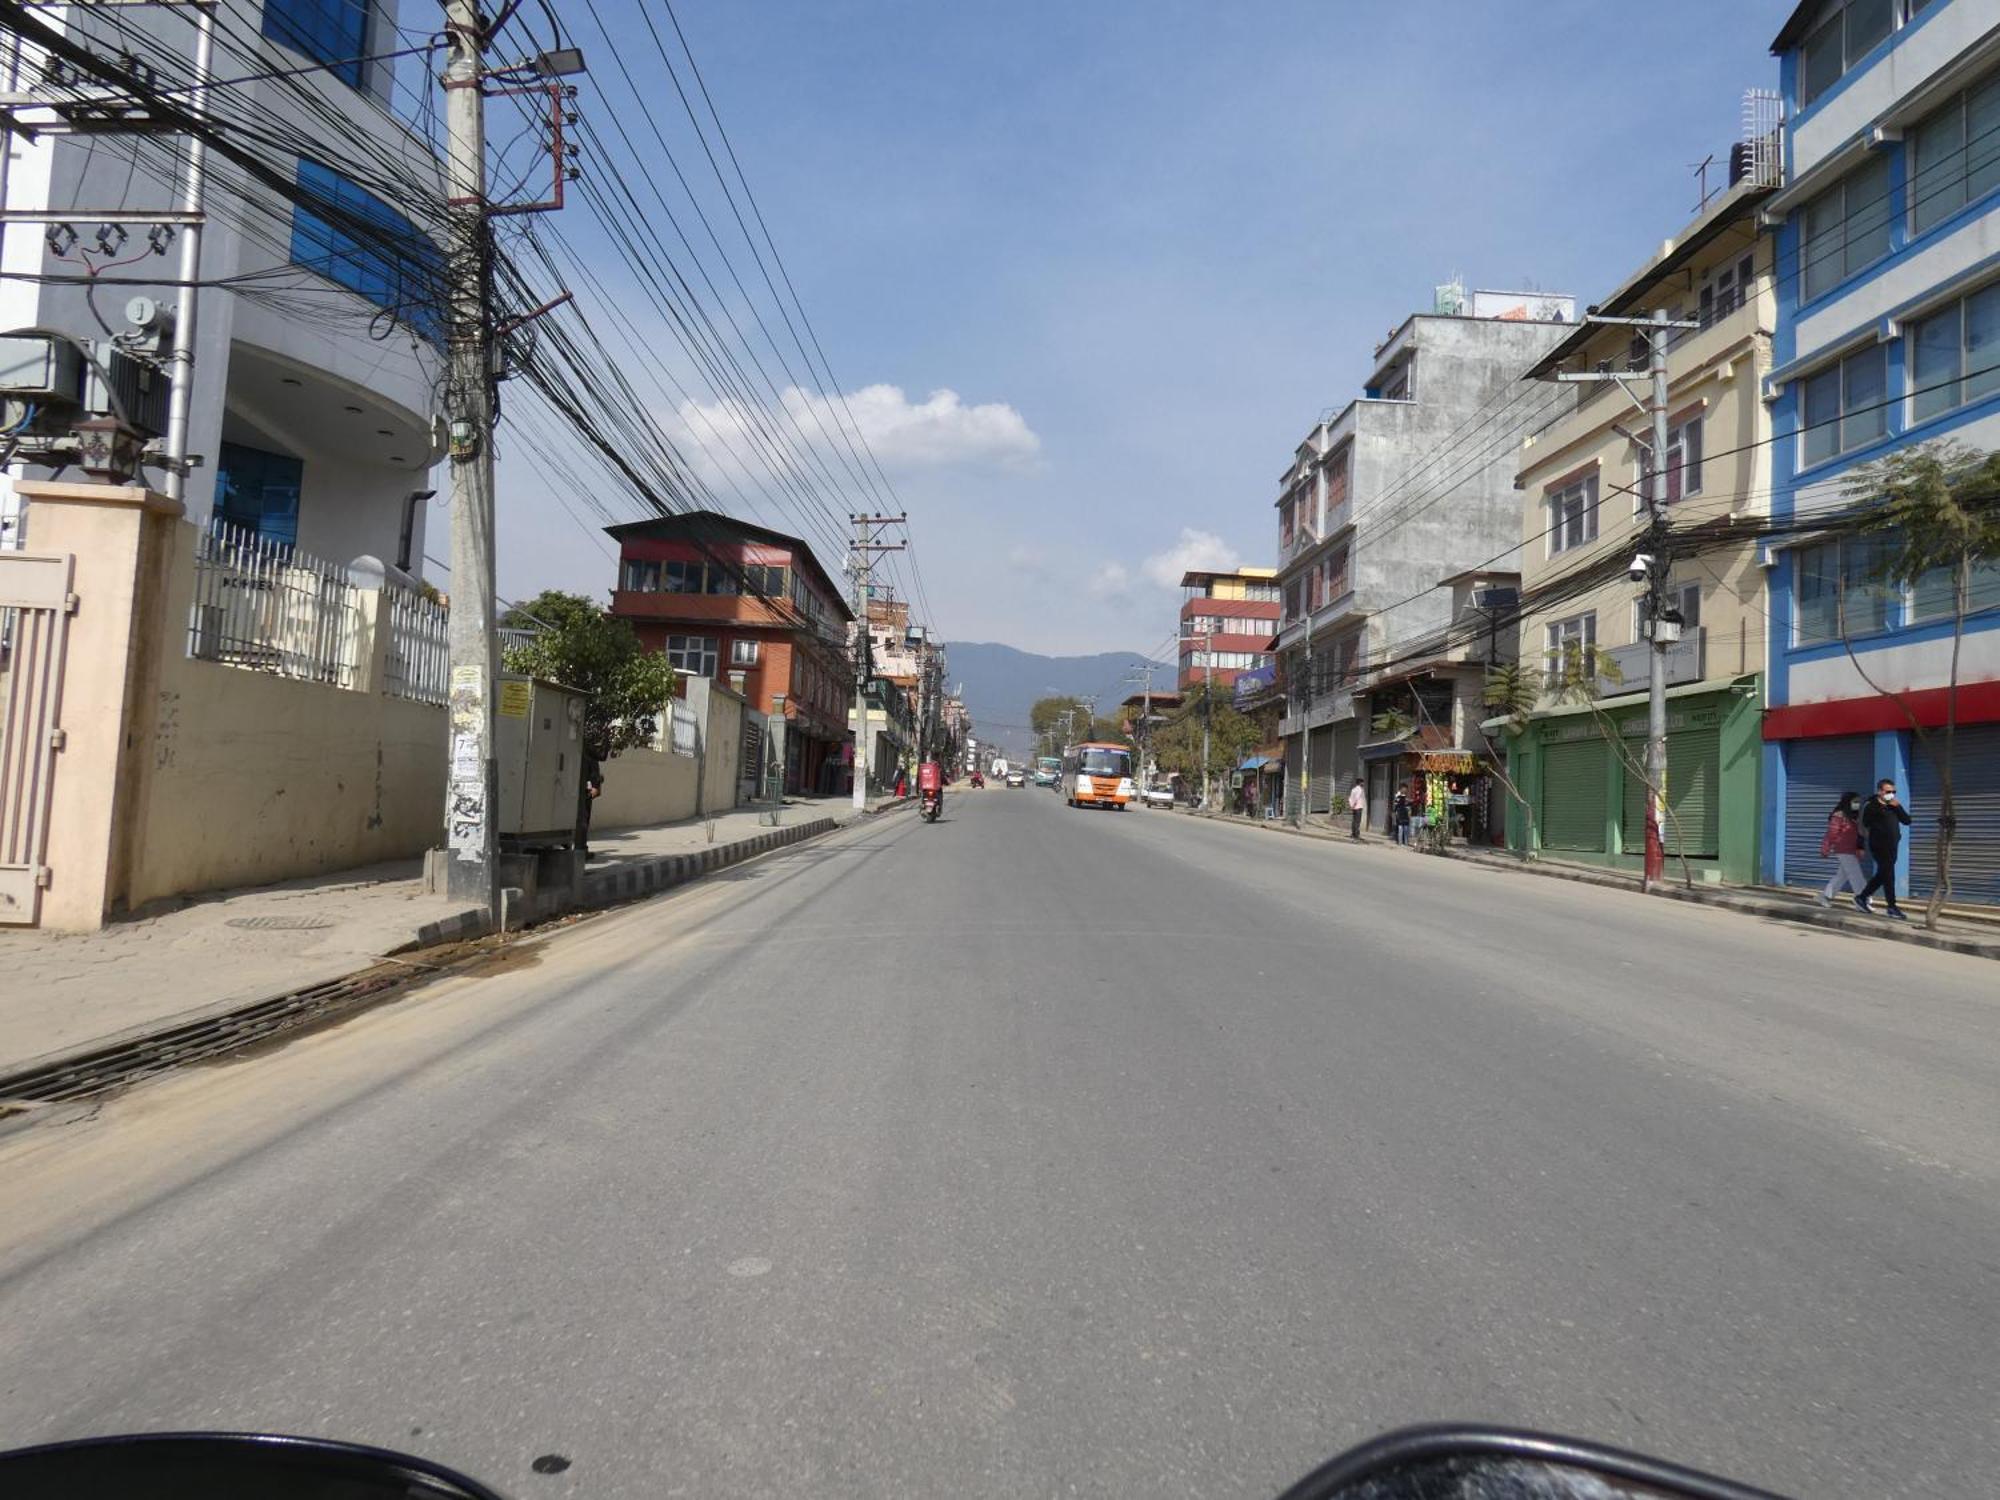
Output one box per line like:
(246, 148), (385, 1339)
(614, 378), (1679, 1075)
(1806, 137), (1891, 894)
(1856, 777), (1913, 920)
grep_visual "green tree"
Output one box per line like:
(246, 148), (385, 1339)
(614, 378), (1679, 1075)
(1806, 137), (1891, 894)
(1842, 441), (2000, 928)
(1150, 682), (1259, 801)
(500, 590), (676, 756)
(1480, 661), (1542, 859)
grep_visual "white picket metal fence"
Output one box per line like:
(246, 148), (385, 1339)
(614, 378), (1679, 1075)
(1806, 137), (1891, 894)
(189, 520), (360, 687)
(382, 584), (449, 705)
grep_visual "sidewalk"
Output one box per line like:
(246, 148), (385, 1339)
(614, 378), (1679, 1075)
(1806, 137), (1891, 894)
(1178, 806), (2000, 962)
(0, 793), (903, 1078)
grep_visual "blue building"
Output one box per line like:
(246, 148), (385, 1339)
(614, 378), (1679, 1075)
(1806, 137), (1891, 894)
(1762, 0), (2000, 906)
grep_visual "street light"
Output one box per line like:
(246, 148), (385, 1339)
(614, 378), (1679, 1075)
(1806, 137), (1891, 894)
(533, 47), (587, 77)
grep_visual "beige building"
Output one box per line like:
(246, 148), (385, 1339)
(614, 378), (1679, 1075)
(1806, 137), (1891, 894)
(1502, 177), (1777, 881)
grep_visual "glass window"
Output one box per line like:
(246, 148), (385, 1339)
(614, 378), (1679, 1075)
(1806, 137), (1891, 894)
(730, 639), (760, 666)
(214, 441), (302, 547)
(1800, 155), (1891, 302)
(262, 0), (368, 89)
(663, 559), (704, 593)
(1800, 15), (1844, 108)
(1910, 557), (2000, 622)
(1847, 0), (1894, 57)
(1800, 344), (1887, 467)
(621, 558), (660, 592)
(1800, 0), (1903, 110)
(1545, 613), (1596, 685)
(704, 566), (739, 595)
(666, 635), (717, 677)
(1795, 542), (1841, 644)
(1911, 74), (2000, 236)
(1547, 475), (1598, 555)
(1638, 416), (1703, 504)
(291, 160), (442, 343)
(1911, 300), (1964, 420)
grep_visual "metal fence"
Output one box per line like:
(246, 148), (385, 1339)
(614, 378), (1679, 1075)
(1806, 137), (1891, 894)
(189, 519), (360, 687)
(382, 584), (449, 704)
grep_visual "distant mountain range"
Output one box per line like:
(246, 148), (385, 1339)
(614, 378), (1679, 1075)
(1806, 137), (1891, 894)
(941, 642), (1167, 758)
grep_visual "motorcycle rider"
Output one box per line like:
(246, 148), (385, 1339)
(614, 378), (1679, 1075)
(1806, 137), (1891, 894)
(918, 757), (944, 818)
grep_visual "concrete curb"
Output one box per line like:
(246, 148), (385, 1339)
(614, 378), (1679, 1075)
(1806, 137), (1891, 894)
(1179, 808), (2000, 963)
(407, 816), (845, 949)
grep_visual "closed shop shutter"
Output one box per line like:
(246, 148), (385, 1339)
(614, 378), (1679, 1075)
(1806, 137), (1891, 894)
(1284, 737), (1303, 817)
(1782, 734), (1876, 889)
(1619, 728), (1720, 858)
(1908, 725), (2000, 907)
(1331, 720), (1359, 809)
(1307, 727), (1333, 814)
(1542, 739), (1606, 851)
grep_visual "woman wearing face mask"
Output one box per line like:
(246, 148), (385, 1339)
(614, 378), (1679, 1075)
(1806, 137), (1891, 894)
(1815, 790), (1866, 909)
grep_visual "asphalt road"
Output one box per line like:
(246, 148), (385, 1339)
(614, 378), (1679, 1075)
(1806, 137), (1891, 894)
(3, 789), (1999, 1498)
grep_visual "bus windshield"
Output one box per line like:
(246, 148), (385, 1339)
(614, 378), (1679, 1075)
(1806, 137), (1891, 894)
(1079, 748), (1129, 777)
(1037, 757), (1061, 775)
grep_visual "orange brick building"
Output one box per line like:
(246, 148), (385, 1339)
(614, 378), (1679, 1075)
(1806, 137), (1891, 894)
(608, 512), (854, 795)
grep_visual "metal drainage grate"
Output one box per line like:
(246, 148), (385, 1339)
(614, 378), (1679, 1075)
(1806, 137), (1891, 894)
(225, 915), (334, 931)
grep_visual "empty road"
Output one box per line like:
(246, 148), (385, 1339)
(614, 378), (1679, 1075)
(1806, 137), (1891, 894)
(3, 789), (1998, 1497)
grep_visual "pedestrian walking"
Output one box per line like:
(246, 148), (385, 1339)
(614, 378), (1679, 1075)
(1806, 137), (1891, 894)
(1856, 777), (1913, 919)
(1392, 789), (1412, 847)
(1347, 778), (1366, 841)
(576, 733), (605, 858)
(1815, 790), (1866, 908)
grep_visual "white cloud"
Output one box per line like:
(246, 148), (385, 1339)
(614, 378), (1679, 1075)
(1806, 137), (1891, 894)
(1141, 527), (1241, 589)
(1089, 560), (1132, 599)
(674, 383), (1038, 485)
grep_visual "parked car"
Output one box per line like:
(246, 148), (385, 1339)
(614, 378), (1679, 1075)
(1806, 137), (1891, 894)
(1140, 783), (1176, 809)
(1006, 770), (1026, 788)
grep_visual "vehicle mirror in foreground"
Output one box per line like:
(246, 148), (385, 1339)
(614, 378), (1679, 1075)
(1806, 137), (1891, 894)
(0, 1432), (508, 1500)
(1276, 1425), (1790, 1500)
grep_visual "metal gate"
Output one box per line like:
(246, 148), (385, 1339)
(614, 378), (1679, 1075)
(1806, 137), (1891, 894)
(1620, 727), (1721, 858)
(1908, 724), (2000, 907)
(0, 551), (74, 926)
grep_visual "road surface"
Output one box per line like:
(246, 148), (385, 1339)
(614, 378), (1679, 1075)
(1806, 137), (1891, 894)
(3, 789), (1998, 1497)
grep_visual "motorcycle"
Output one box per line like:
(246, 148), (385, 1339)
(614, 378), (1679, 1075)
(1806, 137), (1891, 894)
(970, 771), (985, 789)
(920, 788), (942, 822)
(0, 1425), (1789, 1499)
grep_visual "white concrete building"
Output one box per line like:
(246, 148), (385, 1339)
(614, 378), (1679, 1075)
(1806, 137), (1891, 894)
(1, 0), (443, 572)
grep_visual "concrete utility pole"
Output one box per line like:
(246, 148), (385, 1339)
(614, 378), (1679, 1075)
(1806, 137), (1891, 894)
(1295, 611), (1313, 829)
(847, 513), (906, 809)
(440, 0), (498, 911)
(1554, 307), (1697, 893)
(1195, 630), (1214, 810)
(1122, 663), (1154, 782)
(160, 0), (214, 506)
(1641, 307), (1673, 892)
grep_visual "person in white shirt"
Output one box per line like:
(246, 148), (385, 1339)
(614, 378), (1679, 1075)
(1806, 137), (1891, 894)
(1347, 779), (1366, 841)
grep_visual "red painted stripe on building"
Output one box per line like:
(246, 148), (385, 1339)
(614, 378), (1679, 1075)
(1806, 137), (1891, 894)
(1763, 679), (2000, 740)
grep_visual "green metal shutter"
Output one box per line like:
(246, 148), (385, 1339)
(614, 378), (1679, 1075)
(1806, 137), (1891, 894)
(1665, 726), (1721, 859)
(1542, 739), (1606, 851)
(1908, 725), (2000, 907)
(1617, 728), (1721, 858)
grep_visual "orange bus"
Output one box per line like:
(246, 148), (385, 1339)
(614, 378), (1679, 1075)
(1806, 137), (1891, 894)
(1060, 742), (1135, 809)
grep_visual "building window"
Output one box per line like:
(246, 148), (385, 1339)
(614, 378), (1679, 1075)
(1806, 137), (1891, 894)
(703, 565), (740, 595)
(1637, 415), (1703, 505)
(666, 634), (718, 677)
(1242, 581), (1280, 603)
(1546, 474), (1599, 555)
(1545, 613), (1596, 684)
(262, 0), (368, 89)
(730, 638), (760, 666)
(1910, 282), (2000, 423)
(1799, 155), (1892, 302)
(1284, 579), (1304, 624)
(1795, 536), (1894, 643)
(1909, 72), (2000, 236)
(291, 160), (443, 342)
(1800, 0), (1896, 110)
(621, 558), (660, 592)
(214, 441), (302, 547)
(1800, 343), (1887, 467)
(1698, 254), (1756, 328)
(1636, 582), (1702, 639)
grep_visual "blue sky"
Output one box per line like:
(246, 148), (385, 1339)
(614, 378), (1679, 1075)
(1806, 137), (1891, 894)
(494, 0), (1789, 657)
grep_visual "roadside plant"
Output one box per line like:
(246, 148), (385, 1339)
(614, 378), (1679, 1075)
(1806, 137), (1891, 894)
(500, 590), (676, 756)
(1478, 662), (1541, 860)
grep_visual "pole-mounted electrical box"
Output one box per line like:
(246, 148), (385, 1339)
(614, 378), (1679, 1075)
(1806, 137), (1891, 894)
(495, 673), (588, 846)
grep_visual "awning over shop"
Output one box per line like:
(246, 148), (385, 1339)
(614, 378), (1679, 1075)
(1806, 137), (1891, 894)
(1359, 739), (1413, 762)
(1239, 755), (1270, 771)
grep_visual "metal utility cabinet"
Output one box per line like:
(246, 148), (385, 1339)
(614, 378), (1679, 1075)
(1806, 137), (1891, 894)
(496, 674), (587, 846)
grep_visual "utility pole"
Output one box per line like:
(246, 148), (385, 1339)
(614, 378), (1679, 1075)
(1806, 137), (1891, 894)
(1295, 610), (1313, 829)
(1553, 307), (1697, 893)
(1122, 663), (1155, 782)
(1641, 307), (1674, 892)
(847, 512), (906, 809)
(160, 0), (214, 505)
(440, 0), (499, 911)
(1195, 630), (1214, 810)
